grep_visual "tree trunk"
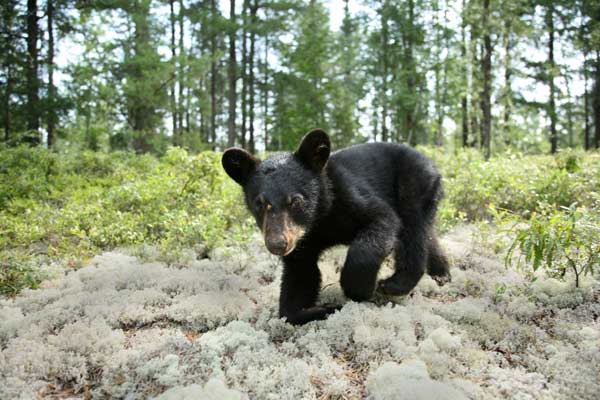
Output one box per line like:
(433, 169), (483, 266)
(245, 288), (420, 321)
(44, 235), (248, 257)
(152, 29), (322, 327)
(434, 1), (448, 147)
(593, 50), (600, 149)
(210, 0), (217, 149)
(178, 0), (185, 135)
(565, 74), (574, 148)
(441, 5), (449, 147)
(406, 0), (416, 145)
(199, 77), (207, 142)
(26, 0), (40, 143)
(460, 0), (468, 147)
(47, 0), (56, 148)
(583, 48), (590, 150)
(130, 2), (154, 153)
(381, 0), (389, 142)
(263, 33), (269, 151)
(169, 0), (178, 145)
(241, 0), (249, 149)
(434, 0), (442, 146)
(3, 58), (11, 142)
(460, 0), (469, 147)
(502, 18), (512, 146)
(548, 5), (557, 154)
(469, 13), (480, 148)
(85, 108), (91, 149)
(186, 81), (191, 134)
(480, 0), (492, 160)
(3, 2), (15, 142)
(248, 1), (257, 154)
(227, 0), (236, 148)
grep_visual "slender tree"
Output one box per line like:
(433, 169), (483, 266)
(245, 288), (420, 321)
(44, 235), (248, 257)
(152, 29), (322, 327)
(47, 0), (56, 148)
(248, 0), (258, 154)
(26, 0), (40, 143)
(583, 43), (590, 150)
(547, 3), (558, 153)
(169, 0), (178, 145)
(241, 0), (249, 148)
(210, 0), (217, 149)
(480, 0), (493, 159)
(594, 49), (600, 148)
(1, 1), (18, 142)
(380, 0), (389, 142)
(178, 0), (185, 134)
(227, 0), (236, 148)
(461, 0), (469, 147)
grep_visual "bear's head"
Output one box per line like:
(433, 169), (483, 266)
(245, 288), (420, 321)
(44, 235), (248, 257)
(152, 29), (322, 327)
(222, 129), (331, 256)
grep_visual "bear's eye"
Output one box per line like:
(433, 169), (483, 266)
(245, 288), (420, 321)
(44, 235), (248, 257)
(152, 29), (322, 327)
(289, 194), (304, 209)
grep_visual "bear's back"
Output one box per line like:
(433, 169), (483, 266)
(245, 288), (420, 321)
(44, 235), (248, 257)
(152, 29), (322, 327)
(328, 142), (439, 210)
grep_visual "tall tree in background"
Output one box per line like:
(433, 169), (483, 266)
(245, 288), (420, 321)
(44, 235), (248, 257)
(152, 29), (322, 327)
(227, 0), (236, 148)
(248, 0), (259, 153)
(1, 0), (597, 155)
(47, 0), (56, 147)
(500, 1), (513, 145)
(329, 0), (365, 146)
(546, 2), (558, 153)
(467, 0), (481, 147)
(460, 0), (469, 147)
(380, 0), (389, 142)
(579, 0), (591, 150)
(169, 0), (178, 145)
(126, 0), (165, 152)
(178, 0), (185, 136)
(1, 1), (20, 142)
(26, 0), (40, 143)
(272, 0), (330, 148)
(480, 0), (492, 159)
(210, 0), (218, 149)
(433, 0), (450, 146)
(584, 0), (600, 148)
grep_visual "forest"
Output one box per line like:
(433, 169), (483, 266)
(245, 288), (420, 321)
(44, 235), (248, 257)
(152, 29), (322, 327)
(1, 1), (600, 399)
(1, 0), (599, 154)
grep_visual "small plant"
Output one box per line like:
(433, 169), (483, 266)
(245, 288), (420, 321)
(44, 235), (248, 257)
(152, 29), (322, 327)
(505, 203), (600, 287)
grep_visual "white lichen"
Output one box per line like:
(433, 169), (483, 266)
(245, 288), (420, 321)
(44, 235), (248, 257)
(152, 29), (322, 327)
(1, 226), (598, 400)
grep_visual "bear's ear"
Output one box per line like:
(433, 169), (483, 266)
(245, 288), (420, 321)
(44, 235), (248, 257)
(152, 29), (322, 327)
(295, 128), (331, 172)
(222, 148), (260, 186)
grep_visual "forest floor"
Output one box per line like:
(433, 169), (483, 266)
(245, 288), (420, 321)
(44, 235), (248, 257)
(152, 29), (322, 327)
(1, 225), (599, 400)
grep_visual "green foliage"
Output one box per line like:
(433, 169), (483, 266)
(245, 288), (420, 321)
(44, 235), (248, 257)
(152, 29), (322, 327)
(1, 145), (598, 295)
(0, 252), (43, 297)
(0, 146), (253, 296)
(423, 147), (600, 226)
(428, 146), (599, 285)
(504, 203), (600, 287)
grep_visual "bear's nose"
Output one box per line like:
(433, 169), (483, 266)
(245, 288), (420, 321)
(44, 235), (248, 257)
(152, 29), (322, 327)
(266, 237), (288, 256)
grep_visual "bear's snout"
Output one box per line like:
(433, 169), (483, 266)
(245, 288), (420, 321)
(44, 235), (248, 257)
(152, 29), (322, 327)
(265, 236), (289, 256)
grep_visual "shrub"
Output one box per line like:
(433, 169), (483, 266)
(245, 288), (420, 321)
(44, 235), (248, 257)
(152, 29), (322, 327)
(504, 203), (600, 287)
(0, 147), (253, 295)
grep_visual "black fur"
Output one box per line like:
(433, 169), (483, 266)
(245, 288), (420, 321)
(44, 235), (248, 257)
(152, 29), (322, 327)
(222, 129), (450, 325)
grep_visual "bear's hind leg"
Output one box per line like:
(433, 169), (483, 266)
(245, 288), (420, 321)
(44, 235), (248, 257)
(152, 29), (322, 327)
(427, 234), (451, 286)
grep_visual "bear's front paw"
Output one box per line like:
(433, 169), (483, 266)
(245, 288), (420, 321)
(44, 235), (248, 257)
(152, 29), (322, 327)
(430, 272), (451, 287)
(282, 305), (341, 325)
(377, 278), (414, 297)
(321, 303), (343, 314)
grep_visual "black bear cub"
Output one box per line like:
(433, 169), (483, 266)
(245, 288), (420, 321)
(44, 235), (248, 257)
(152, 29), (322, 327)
(222, 129), (450, 325)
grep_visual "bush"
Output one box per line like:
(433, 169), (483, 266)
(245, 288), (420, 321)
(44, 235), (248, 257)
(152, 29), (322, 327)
(1, 145), (599, 295)
(0, 146), (253, 296)
(504, 203), (600, 287)
(421, 148), (600, 228)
